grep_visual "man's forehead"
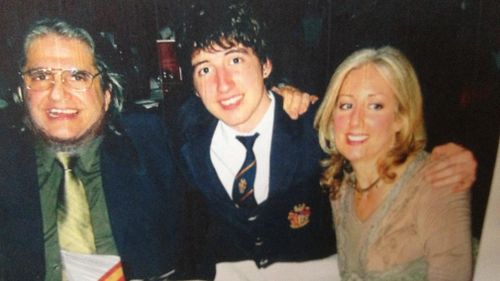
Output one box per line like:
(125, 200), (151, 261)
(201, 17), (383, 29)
(25, 35), (96, 70)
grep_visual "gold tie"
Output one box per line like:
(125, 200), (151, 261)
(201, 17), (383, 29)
(57, 152), (96, 254)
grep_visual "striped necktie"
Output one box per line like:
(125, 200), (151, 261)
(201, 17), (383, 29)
(232, 133), (259, 209)
(56, 152), (96, 254)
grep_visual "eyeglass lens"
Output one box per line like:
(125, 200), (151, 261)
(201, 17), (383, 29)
(24, 69), (98, 91)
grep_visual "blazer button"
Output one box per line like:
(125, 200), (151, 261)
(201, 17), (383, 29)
(255, 237), (263, 246)
(248, 215), (258, 221)
(259, 258), (269, 267)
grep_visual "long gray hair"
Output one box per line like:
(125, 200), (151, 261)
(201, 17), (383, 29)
(20, 18), (125, 119)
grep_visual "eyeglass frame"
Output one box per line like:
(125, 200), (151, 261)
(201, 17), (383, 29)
(20, 67), (104, 92)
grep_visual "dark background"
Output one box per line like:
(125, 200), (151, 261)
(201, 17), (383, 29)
(0, 0), (498, 242)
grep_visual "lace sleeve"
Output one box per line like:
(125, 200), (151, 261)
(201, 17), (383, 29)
(416, 171), (472, 281)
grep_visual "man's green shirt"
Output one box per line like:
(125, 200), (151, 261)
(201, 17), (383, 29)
(36, 138), (118, 281)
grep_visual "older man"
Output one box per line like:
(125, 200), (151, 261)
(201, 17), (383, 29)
(0, 19), (181, 280)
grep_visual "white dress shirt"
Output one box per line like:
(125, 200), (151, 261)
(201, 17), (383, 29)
(209, 92), (339, 281)
(210, 92), (275, 204)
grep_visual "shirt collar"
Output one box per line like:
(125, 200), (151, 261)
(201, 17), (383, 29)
(35, 136), (103, 173)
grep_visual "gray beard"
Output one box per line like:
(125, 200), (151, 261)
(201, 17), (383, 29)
(24, 114), (106, 155)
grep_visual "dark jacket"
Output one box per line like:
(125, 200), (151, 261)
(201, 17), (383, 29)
(173, 94), (336, 278)
(0, 113), (182, 280)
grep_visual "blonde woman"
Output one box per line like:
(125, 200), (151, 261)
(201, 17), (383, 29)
(315, 46), (472, 280)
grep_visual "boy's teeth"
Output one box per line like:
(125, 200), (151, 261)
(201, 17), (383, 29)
(221, 95), (242, 106)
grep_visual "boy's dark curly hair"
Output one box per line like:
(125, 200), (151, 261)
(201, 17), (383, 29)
(175, 0), (271, 87)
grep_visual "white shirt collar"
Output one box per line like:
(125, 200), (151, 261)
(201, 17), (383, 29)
(211, 91), (275, 203)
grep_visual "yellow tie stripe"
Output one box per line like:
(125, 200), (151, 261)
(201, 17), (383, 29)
(235, 160), (256, 179)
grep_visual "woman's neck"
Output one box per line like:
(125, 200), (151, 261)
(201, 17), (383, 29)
(351, 160), (380, 188)
(351, 154), (414, 188)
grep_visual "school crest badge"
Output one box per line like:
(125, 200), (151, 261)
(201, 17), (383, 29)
(287, 203), (311, 229)
(238, 178), (248, 194)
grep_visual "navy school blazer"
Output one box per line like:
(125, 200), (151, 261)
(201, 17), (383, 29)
(172, 94), (337, 278)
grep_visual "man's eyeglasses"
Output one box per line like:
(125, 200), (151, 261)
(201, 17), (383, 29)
(21, 68), (102, 92)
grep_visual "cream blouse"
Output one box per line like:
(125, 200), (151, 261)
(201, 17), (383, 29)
(331, 151), (472, 281)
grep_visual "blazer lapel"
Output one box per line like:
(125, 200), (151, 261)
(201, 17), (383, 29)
(268, 96), (301, 198)
(100, 127), (139, 248)
(180, 112), (232, 203)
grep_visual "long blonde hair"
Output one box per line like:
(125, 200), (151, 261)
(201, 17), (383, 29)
(314, 46), (427, 199)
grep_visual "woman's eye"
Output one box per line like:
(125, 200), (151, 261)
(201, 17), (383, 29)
(370, 103), (384, 110)
(339, 103), (352, 110)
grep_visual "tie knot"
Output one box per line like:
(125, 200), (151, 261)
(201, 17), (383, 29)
(56, 152), (76, 170)
(236, 133), (259, 151)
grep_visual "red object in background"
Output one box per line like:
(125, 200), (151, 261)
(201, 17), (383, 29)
(157, 39), (182, 93)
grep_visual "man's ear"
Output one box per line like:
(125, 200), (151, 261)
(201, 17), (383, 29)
(104, 87), (112, 112)
(262, 59), (273, 79)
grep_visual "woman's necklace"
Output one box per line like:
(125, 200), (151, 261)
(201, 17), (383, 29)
(349, 174), (381, 193)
